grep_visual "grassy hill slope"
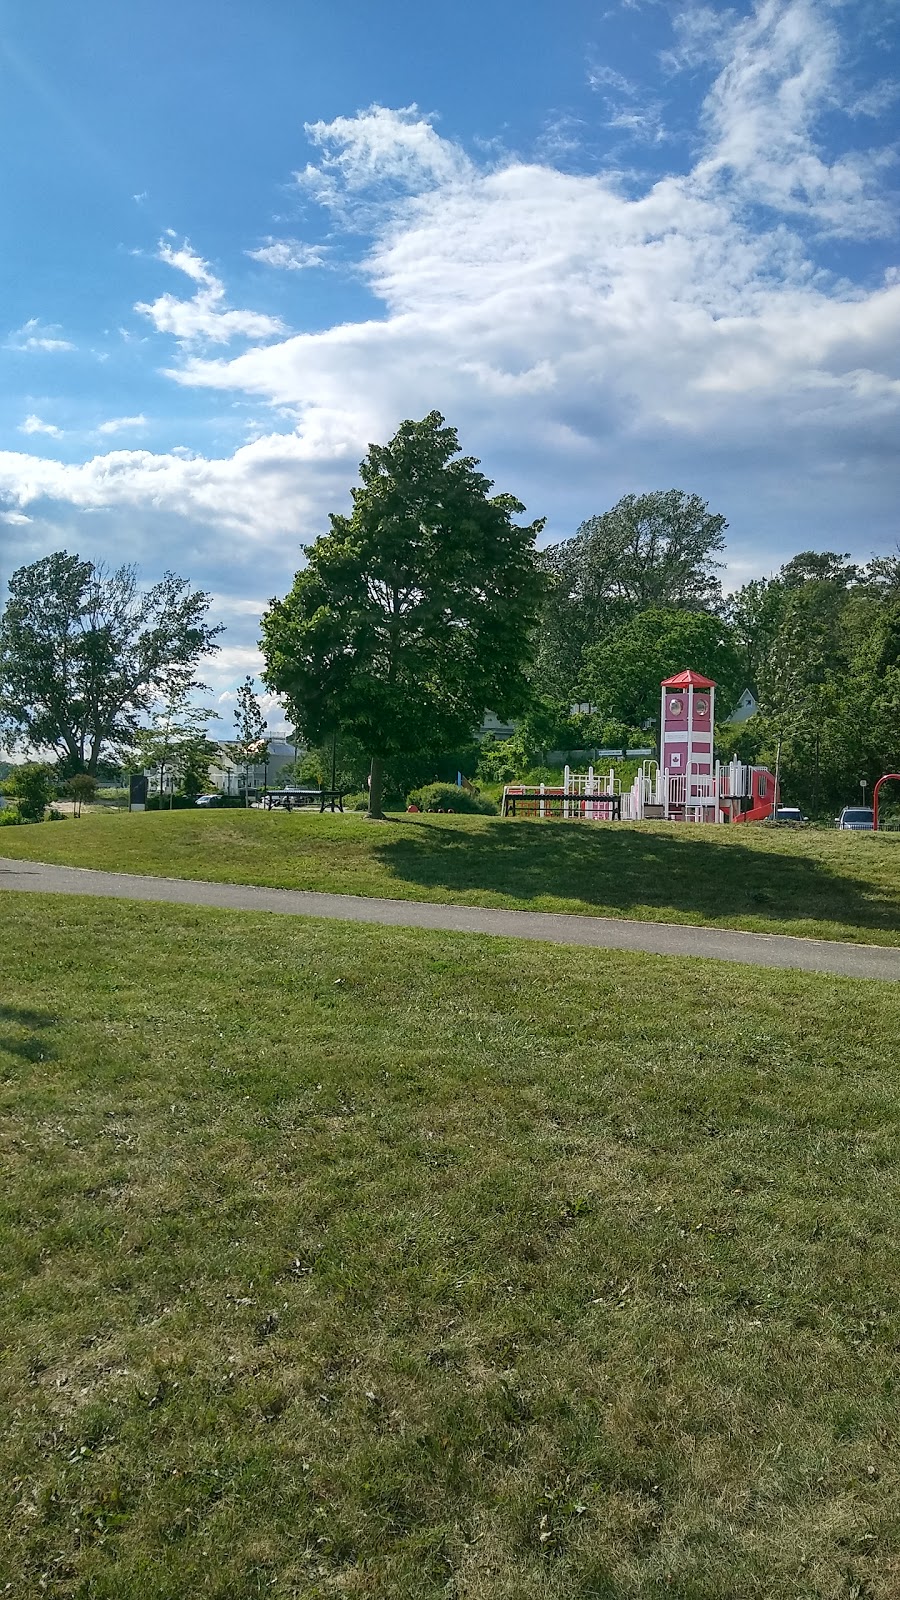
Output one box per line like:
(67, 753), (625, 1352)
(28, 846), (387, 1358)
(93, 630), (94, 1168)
(2, 807), (900, 945)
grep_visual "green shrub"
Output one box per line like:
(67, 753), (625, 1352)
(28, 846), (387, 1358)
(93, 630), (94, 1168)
(1, 761), (54, 822)
(0, 809), (22, 826)
(408, 782), (497, 816)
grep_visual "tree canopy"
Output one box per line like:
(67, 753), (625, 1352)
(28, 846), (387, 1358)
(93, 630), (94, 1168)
(582, 606), (743, 730)
(0, 553), (222, 775)
(261, 411), (545, 816)
(539, 490), (727, 694)
(725, 550), (900, 813)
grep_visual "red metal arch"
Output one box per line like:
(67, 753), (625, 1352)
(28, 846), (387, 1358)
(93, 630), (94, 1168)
(873, 774), (900, 831)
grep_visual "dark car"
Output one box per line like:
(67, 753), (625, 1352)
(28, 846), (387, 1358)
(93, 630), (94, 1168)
(773, 806), (807, 824)
(194, 793), (222, 807)
(835, 806), (874, 831)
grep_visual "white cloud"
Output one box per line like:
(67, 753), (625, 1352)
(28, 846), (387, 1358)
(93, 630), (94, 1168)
(19, 414), (63, 438)
(97, 414), (147, 435)
(606, 103), (671, 144)
(0, 430), (357, 540)
(246, 238), (326, 270)
(588, 64), (639, 96)
(135, 238), (287, 345)
(680, 0), (897, 236)
(295, 104), (472, 214)
(1, 510), (32, 525)
(1, 3), (898, 584)
(7, 319), (75, 353)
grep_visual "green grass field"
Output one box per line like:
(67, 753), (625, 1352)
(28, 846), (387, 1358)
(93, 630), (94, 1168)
(2, 807), (900, 946)
(2, 892), (900, 1597)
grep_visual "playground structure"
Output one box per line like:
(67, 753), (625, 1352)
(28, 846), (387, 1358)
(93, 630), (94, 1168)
(874, 774), (900, 830)
(501, 669), (780, 824)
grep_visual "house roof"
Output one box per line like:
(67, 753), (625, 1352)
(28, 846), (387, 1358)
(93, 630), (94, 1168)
(661, 669), (717, 689)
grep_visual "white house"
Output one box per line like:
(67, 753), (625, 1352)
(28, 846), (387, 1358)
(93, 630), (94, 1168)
(210, 733), (303, 795)
(727, 688), (758, 725)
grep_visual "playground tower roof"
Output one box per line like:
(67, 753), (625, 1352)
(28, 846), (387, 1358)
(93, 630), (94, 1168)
(661, 669), (717, 689)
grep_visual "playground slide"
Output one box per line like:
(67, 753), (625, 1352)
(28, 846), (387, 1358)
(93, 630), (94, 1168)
(731, 796), (776, 824)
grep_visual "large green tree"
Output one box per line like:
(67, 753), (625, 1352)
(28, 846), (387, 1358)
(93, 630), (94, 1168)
(0, 553), (222, 775)
(726, 550), (900, 814)
(539, 490), (728, 697)
(261, 411), (545, 817)
(581, 606), (743, 732)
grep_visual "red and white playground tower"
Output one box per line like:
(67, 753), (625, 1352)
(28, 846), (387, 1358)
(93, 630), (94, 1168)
(660, 669), (717, 820)
(503, 666), (780, 823)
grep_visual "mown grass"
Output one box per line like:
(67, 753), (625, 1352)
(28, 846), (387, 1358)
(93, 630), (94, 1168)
(2, 892), (900, 1597)
(2, 807), (900, 945)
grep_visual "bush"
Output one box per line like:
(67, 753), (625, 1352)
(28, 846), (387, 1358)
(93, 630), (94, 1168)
(0, 810), (22, 826)
(1, 761), (54, 822)
(476, 736), (528, 785)
(408, 782), (497, 816)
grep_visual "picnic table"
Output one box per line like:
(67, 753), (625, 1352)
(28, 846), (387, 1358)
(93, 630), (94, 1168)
(258, 788), (348, 814)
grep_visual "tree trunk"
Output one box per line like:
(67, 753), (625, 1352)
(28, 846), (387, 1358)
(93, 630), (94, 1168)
(367, 755), (385, 820)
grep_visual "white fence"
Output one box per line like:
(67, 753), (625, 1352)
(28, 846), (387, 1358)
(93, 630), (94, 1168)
(565, 758), (761, 823)
(502, 758), (768, 823)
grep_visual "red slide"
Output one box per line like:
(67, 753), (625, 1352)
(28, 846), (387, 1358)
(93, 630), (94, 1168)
(731, 769), (778, 823)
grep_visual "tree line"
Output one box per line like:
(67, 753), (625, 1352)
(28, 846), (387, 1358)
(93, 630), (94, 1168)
(2, 410), (898, 819)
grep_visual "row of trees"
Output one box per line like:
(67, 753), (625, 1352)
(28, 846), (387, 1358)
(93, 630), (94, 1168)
(526, 518), (900, 813)
(2, 410), (898, 819)
(0, 550), (277, 808)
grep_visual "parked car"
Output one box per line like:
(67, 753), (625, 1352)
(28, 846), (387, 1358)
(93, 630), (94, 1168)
(835, 806), (874, 830)
(772, 806), (807, 824)
(194, 793), (222, 807)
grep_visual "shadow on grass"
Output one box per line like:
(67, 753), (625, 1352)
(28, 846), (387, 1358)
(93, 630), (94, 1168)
(0, 1003), (58, 1063)
(374, 820), (900, 935)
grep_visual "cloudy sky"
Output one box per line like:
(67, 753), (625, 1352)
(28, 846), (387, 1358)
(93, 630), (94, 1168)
(1, 0), (898, 719)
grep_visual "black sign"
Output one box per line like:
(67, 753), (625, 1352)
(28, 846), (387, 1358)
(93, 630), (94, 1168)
(129, 773), (149, 808)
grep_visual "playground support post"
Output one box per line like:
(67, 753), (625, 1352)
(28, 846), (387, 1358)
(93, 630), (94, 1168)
(873, 774), (900, 831)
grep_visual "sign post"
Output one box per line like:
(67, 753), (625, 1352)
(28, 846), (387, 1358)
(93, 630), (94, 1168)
(129, 773), (149, 812)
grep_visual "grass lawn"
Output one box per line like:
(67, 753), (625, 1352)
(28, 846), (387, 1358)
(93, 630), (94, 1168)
(2, 892), (900, 1597)
(2, 807), (900, 946)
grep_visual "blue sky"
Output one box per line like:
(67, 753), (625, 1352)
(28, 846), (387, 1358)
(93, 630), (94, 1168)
(1, 0), (898, 717)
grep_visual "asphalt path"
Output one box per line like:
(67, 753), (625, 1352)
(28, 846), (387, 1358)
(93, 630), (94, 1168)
(3, 853), (900, 981)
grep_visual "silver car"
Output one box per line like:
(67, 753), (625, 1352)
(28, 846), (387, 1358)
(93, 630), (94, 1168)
(835, 806), (874, 830)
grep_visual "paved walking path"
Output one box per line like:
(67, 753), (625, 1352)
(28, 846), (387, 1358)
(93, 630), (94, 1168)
(2, 854), (899, 981)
